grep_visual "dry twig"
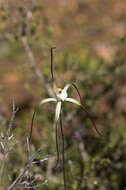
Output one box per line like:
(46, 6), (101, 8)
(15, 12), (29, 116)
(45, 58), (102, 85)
(0, 98), (18, 186)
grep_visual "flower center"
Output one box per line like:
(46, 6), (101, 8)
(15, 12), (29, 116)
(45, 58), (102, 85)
(57, 88), (68, 101)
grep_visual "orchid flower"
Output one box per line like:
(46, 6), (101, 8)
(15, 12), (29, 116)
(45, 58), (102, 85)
(40, 82), (102, 137)
(39, 48), (102, 190)
(40, 83), (81, 123)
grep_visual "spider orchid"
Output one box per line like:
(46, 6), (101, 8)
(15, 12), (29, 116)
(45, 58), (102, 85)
(40, 83), (82, 190)
(39, 48), (103, 190)
(40, 83), (81, 123)
(40, 81), (102, 138)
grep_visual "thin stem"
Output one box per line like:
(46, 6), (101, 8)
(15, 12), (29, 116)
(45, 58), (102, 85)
(7, 97), (19, 137)
(54, 122), (60, 169)
(29, 110), (36, 144)
(27, 109), (36, 160)
(60, 112), (67, 190)
(72, 83), (103, 137)
(50, 47), (56, 82)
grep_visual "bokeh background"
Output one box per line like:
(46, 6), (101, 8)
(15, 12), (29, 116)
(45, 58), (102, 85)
(0, 0), (126, 189)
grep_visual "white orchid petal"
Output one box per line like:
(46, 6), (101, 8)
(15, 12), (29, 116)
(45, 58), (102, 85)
(40, 98), (57, 105)
(65, 98), (81, 106)
(55, 101), (62, 122)
(63, 83), (71, 92)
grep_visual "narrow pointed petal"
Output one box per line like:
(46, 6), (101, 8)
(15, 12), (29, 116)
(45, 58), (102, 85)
(81, 104), (104, 137)
(71, 83), (82, 103)
(65, 98), (81, 106)
(40, 98), (57, 105)
(55, 101), (62, 122)
(63, 83), (71, 92)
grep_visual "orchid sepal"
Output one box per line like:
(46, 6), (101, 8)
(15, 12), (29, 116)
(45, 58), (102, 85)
(55, 101), (62, 122)
(65, 98), (81, 106)
(63, 83), (71, 92)
(40, 98), (57, 105)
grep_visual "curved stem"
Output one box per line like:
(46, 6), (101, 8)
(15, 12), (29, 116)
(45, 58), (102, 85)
(60, 112), (67, 190)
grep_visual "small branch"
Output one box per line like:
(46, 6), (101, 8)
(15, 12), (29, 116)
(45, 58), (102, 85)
(27, 109), (36, 166)
(8, 148), (42, 190)
(7, 98), (19, 137)
(20, 4), (55, 97)
(29, 110), (36, 145)
(0, 98), (18, 186)
(21, 37), (55, 98)
(8, 162), (29, 190)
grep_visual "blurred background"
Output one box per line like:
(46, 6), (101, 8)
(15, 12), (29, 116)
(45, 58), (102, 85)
(0, 0), (126, 189)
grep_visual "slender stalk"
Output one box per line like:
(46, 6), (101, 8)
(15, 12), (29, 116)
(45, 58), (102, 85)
(7, 98), (19, 137)
(29, 110), (36, 144)
(27, 109), (36, 161)
(60, 112), (67, 190)
(54, 123), (60, 168)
